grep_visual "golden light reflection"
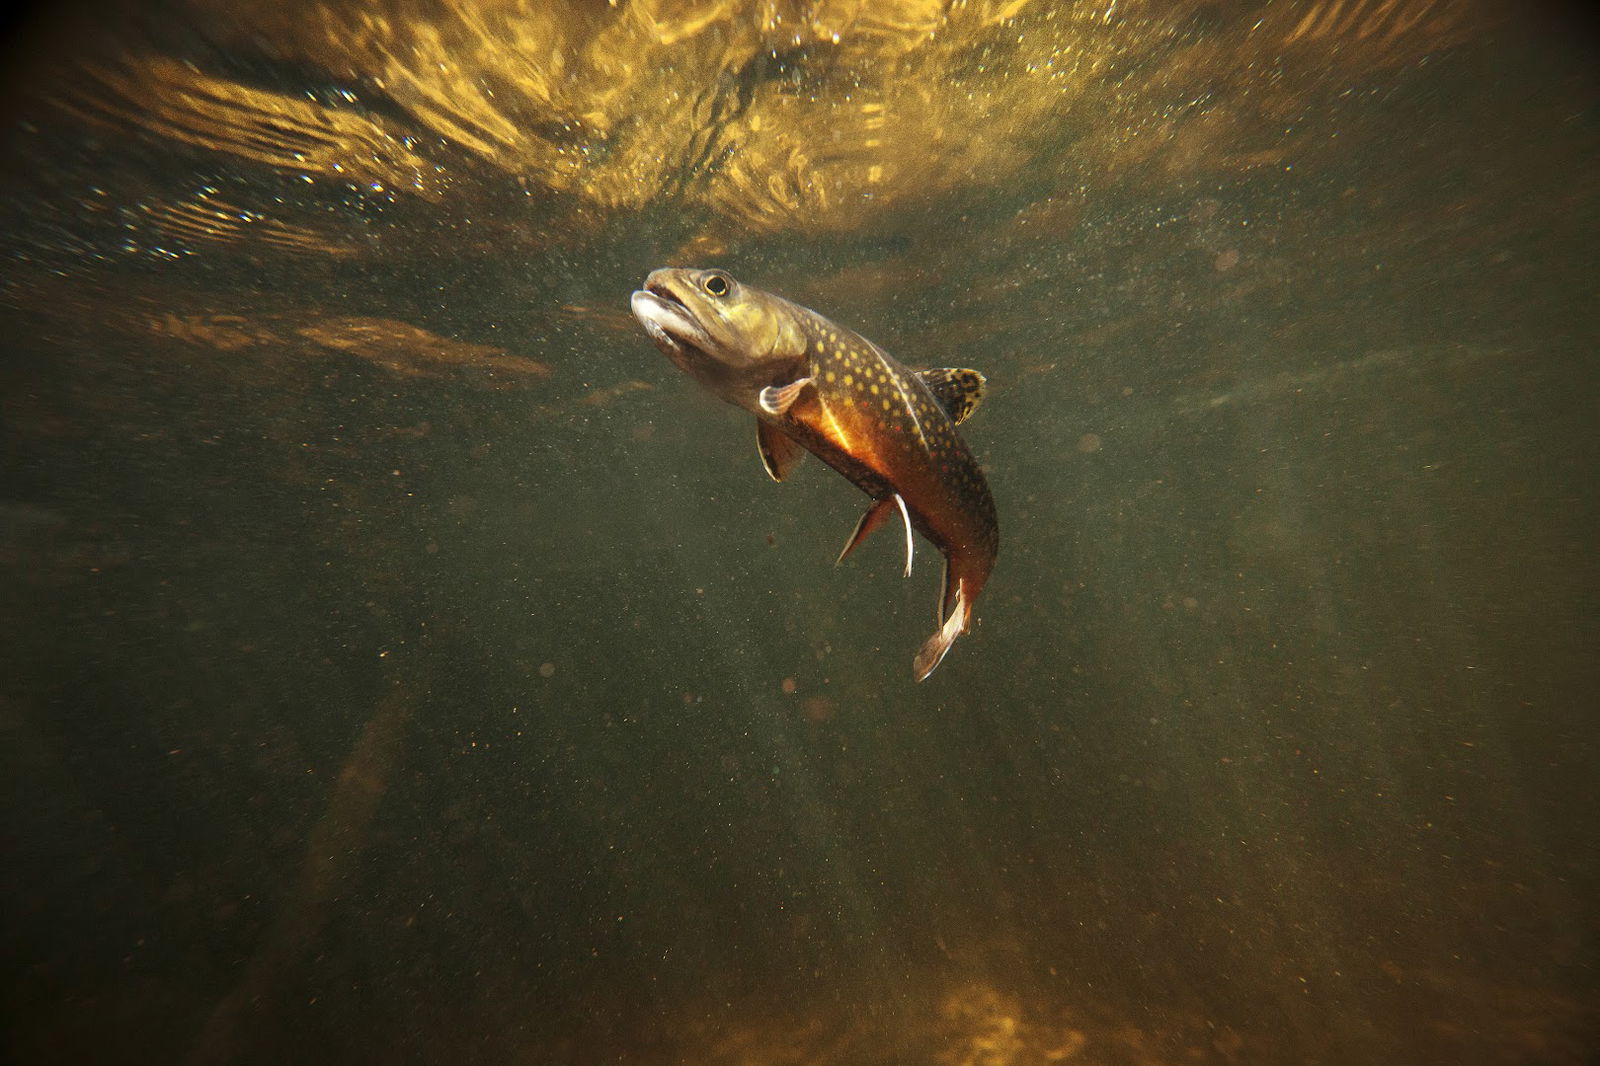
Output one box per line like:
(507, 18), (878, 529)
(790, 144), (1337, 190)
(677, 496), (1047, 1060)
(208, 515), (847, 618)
(667, 977), (1264, 1065)
(56, 0), (1495, 252)
(68, 56), (446, 200)
(143, 309), (552, 383)
(139, 189), (357, 256)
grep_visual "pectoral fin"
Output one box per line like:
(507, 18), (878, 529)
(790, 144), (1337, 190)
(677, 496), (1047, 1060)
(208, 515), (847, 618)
(836, 493), (915, 577)
(758, 376), (814, 417)
(756, 420), (807, 482)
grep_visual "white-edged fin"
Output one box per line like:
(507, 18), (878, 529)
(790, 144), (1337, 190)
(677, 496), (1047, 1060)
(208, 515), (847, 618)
(893, 494), (914, 578)
(758, 376), (813, 417)
(756, 420), (806, 482)
(836, 496), (895, 566)
(936, 560), (952, 623)
(913, 583), (968, 682)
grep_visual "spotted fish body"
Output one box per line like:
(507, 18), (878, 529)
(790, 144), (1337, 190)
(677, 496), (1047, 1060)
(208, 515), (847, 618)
(631, 267), (998, 680)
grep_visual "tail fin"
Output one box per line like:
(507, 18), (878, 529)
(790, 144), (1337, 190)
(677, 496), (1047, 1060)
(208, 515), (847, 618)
(913, 583), (968, 681)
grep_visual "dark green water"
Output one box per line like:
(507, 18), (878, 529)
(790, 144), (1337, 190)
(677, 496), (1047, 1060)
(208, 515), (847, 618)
(3, 2), (1596, 1062)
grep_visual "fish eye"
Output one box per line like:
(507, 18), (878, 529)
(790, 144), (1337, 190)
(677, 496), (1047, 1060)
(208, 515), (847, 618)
(702, 273), (731, 297)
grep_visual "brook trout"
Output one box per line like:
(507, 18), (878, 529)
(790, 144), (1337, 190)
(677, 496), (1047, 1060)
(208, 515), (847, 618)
(631, 267), (998, 680)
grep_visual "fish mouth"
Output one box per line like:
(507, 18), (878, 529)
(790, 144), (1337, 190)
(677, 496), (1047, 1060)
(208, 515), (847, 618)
(631, 283), (710, 358)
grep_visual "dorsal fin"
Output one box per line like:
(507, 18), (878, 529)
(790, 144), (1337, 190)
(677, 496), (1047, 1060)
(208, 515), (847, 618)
(916, 368), (987, 425)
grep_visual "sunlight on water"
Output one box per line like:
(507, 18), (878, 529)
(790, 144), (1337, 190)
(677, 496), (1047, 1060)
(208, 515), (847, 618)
(2, 2), (1595, 1064)
(42, 0), (1488, 255)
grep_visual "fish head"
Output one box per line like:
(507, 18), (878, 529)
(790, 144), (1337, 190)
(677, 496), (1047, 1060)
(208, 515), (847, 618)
(631, 267), (808, 393)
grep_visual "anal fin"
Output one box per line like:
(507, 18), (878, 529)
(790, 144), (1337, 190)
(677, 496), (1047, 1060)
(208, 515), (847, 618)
(757, 420), (806, 482)
(913, 582), (968, 682)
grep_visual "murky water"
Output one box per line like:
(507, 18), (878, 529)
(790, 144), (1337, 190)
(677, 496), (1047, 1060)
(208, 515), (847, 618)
(3, 2), (1596, 1063)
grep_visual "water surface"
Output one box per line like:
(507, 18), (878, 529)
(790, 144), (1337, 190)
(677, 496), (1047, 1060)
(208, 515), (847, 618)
(2, 2), (1596, 1062)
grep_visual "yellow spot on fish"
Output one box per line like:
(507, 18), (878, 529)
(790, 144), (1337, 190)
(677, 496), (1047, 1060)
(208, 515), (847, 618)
(825, 371), (836, 383)
(870, 383), (880, 395)
(881, 399), (891, 410)
(843, 375), (853, 387)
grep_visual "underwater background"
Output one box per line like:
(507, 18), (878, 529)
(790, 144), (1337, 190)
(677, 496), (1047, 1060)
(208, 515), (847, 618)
(2, 1), (1596, 1062)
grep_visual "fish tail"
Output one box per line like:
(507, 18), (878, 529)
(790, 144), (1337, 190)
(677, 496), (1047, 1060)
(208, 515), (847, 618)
(913, 582), (968, 681)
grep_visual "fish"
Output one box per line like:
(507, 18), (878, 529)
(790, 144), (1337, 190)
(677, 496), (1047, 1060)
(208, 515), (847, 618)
(630, 267), (998, 680)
